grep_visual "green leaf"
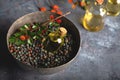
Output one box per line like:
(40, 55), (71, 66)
(49, 22), (53, 26)
(19, 26), (26, 31)
(14, 32), (22, 37)
(53, 22), (60, 27)
(9, 36), (16, 43)
(36, 36), (40, 39)
(37, 30), (42, 34)
(15, 39), (25, 45)
(41, 26), (46, 30)
(19, 24), (30, 31)
(34, 23), (40, 27)
(28, 31), (35, 37)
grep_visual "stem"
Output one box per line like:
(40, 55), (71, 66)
(55, 11), (71, 20)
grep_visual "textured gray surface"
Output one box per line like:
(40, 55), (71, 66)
(0, 0), (120, 80)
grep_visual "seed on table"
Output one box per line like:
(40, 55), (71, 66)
(33, 60), (36, 62)
(26, 62), (31, 66)
(47, 58), (51, 62)
(10, 49), (14, 53)
(55, 59), (58, 62)
(44, 50), (47, 53)
(13, 52), (16, 55)
(35, 50), (39, 53)
(48, 52), (54, 57)
(66, 54), (70, 58)
(63, 56), (66, 60)
(28, 53), (31, 57)
(65, 38), (68, 43)
(45, 63), (48, 66)
(29, 57), (32, 60)
(35, 57), (38, 60)
(66, 45), (69, 49)
(21, 44), (24, 47)
(43, 54), (47, 59)
(55, 55), (59, 58)
(69, 47), (72, 51)
(17, 47), (20, 49)
(32, 44), (35, 47)
(47, 62), (50, 65)
(64, 50), (68, 55)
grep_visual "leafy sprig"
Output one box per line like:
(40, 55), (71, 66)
(9, 21), (60, 45)
(9, 12), (71, 46)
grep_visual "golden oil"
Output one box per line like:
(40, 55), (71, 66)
(108, 0), (119, 4)
(106, 0), (120, 16)
(82, 10), (104, 32)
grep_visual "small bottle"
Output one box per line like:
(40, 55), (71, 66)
(82, 2), (106, 32)
(106, 0), (120, 16)
(44, 27), (67, 52)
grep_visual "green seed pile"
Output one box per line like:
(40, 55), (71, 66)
(9, 34), (73, 68)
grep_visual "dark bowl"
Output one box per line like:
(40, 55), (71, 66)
(7, 11), (81, 74)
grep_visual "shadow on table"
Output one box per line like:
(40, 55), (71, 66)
(0, 17), (28, 79)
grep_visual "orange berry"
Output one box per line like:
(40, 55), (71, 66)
(72, 4), (76, 9)
(52, 5), (59, 10)
(80, 1), (86, 7)
(96, 0), (104, 5)
(68, 0), (73, 4)
(51, 9), (56, 13)
(20, 35), (26, 41)
(39, 7), (47, 12)
(57, 10), (63, 15)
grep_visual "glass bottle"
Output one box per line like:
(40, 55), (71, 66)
(44, 27), (67, 52)
(82, 1), (106, 32)
(106, 0), (120, 16)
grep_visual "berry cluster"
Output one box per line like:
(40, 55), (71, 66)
(49, 15), (62, 24)
(39, 5), (63, 15)
(68, 0), (104, 9)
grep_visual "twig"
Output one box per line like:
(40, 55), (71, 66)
(31, 11), (71, 32)
(42, 11), (71, 26)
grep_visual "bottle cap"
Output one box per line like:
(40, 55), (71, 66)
(59, 27), (67, 37)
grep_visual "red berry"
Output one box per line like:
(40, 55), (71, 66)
(42, 30), (46, 34)
(56, 19), (62, 24)
(50, 15), (54, 19)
